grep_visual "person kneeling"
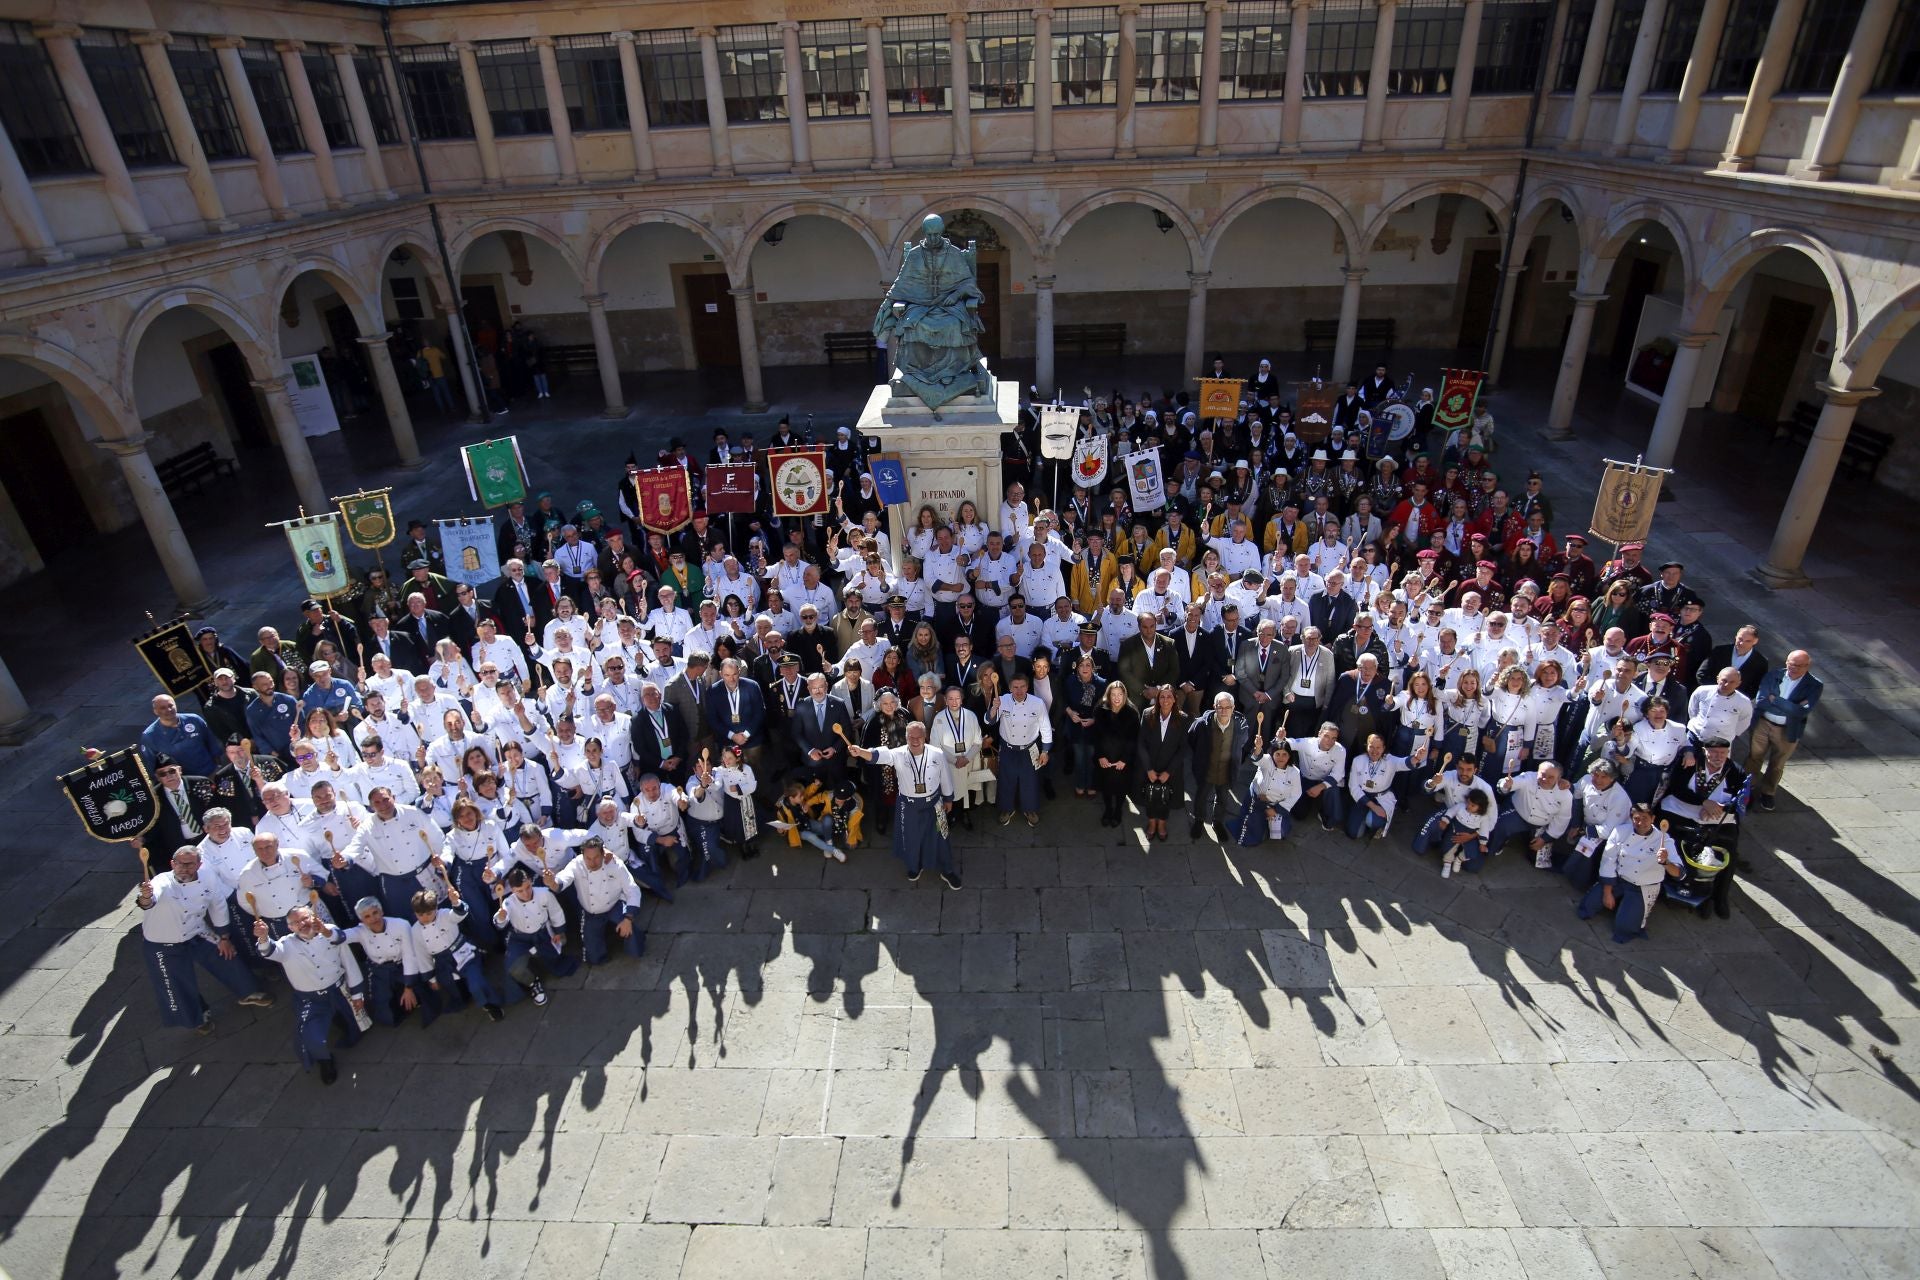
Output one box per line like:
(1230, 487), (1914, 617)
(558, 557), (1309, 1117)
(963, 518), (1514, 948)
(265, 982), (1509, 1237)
(1577, 805), (1682, 943)
(491, 866), (577, 1006)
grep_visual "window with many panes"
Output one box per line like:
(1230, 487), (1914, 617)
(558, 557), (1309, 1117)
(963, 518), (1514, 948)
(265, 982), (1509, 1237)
(1389, 0), (1464, 96)
(301, 51), (357, 148)
(1555, 0), (1596, 91)
(1305, 0), (1377, 97)
(1646, 0), (1703, 93)
(474, 40), (549, 135)
(170, 35), (245, 159)
(1054, 7), (1121, 105)
(395, 44), (473, 140)
(242, 41), (305, 153)
(634, 29), (707, 127)
(354, 50), (400, 145)
(1220, 1), (1288, 100)
(969, 11), (1034, 109)
(1475, 1), (1551, 93)
(555, 35), (626, 131)
(883, 14), (950, 112)
(1138, 4), (1206, 102)
(1783, 0), (1864, 92)
(1596, 0), (1646, 91)
(77, 28), (174, 167)
(800, 19), (869, 117)
(1874, 0), (1920, 92)
(0, 23), (86, 174)
(717, 24), (786, 122)
(1709, 0), (1775, 90)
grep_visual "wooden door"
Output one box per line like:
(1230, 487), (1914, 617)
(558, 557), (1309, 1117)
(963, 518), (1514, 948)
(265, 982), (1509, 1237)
(686, 273), (741, 367)
(975, 256), (1002, 361)
(1737, 297), (1815, 422)
(0, 408), (86, 556)
(1455, 249), (1501, 351)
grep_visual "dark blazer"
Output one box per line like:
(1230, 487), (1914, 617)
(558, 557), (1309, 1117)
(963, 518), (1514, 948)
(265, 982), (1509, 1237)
(1327, 670), (1393, 724)
(1186, 711), (1252, 778)
(396, 608), (451, 660)
(446, 602), (498, 656)
(1331, 630), (1390, 677)
(1233, 637), (1291, 716)
(1308, 590), (1357, 639)
(1170, 626), (1214, 690)
(1200, 625), (1253, 695)
(1117, 632), (1181, 705)
(990, 653), (1034, 690)
(150, 778), (214, 855)
(791, 695), (856, 764)
(630, 703), (691, 780)
(1695, 644), (1771, 696)
(1137, 709), (1191, 784)
(364, 628), (424, 675)
(493, 576), (542, 641)
(1752, 668), (1822, 743)
(703, 677), (767, 748)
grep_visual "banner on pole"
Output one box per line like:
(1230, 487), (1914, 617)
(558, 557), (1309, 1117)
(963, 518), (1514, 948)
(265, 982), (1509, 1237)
(1071, 435), (1109, 488)
(705, 463), (758, 514)
(767, 447), (830, 517)
(868, 455), (909, 506)
(1433, 368), (1485, 433)
(1196, 378), (1241, 420)
(636, 466), (693, 533)
(1589, 459), (1666, 547)
(285, 355), (341, 438)
(336, 488), (397, 551)
(133, 617), (213, 698)
(1038, 405), (1078, 460)
(58, 746), (160, 844)
(462, 437), (529, 509)
(437, 517), (502, 586)
(1293, 382), (1335, 443)
(1124, 448), (1167, 512)
(278, 513), (351, 599)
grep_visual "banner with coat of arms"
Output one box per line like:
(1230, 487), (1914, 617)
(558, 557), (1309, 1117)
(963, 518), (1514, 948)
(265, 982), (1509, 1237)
(1433, 368), (1485, 432)
(1196, 377), (1241, 420)
(636, 466), (693, 533)
(462, 436), (529, 509)
(1589, 458), (1666, 547)
(1123, 448), (1167, 512)
(336, 489), (397, 550)
(133, 617), (213, 698)
(437, 517), (502, 586)
(767, 447), (830, 518)
(58, 746), (160, 844)
(276, 512), (351, 598)
(1072, 434), (1109, 488)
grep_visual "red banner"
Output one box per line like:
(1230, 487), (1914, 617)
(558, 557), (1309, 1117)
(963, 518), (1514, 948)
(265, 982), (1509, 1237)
(705, 463), (758, 515)
(1433, 368), (1485, 432)
(636, 466), (692, 534)
(766, 447), (830, 518)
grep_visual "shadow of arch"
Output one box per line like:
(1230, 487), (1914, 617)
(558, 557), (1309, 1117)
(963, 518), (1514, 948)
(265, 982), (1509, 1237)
(1359, 179), (1511, 252)
(732, 203), (890, 287)
(118, 287), (276, 406)
(1685, 229), (1857, 354)
(1047, 189), (1202, 270)
(889, 198), (1045, 275)
(584, 209), (733, 297)
(1202, 185), (1364, 272)
(1839, 277), (1920, 388)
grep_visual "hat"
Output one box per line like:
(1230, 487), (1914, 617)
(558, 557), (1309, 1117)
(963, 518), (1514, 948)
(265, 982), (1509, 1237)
(669, 437), (686, 449)
(1311, 449), (1329, 462)
(1702, 737), (1731, 750)
(1234, 459), (1250, 469)
(407, 558), (429, 571)
(1619, 541), (1644, 552)
(777, 652), (800, 666)
(1477, 559), (1498, 570)
(1078, 623), (1100, 636)
(1551, 572), (1572, 583)
(1340, 450), (1358, 462)
(154, 753), (179, 769)
(578, 502), (600, 518)
(1658, 560), (1684, 571)
(308, 661), (331, 674)
(299, 598), (320, 611)
(1377, 456), (1398, 469)
(886, 594), (908, 607)
(192, 625), (218, 639)
(213, 666), (235, 680)
(1565, 533), (1587, 545)
(1417, 549), (1440, 561)
(224, 733), (245, 748)
(1649, 653), (1674, 666)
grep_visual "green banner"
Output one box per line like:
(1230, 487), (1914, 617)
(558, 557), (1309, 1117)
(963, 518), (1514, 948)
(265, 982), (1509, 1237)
(463, 437), (527, 509)
(338, 489), (396, 550)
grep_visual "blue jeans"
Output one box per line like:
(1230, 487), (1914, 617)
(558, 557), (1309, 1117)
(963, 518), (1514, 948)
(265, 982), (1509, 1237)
(503, 928), (578, 1002)
(1345, 794), (1391, 838)
(580, 903), (646, 965)
(1295, 779), (1346, 827)
(1486, 807), (1541, 858)
(1413, 813), (1487, 871)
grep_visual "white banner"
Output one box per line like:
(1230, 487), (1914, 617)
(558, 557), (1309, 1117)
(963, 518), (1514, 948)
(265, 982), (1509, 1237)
(285, 355), (341, 438)
(1124, 448), (1167, 513)
(280, 513), (351, 598)
(1039, 405), (1078, 460)
(437, 517), (502, 587)
(1071, 435), (1109, 488)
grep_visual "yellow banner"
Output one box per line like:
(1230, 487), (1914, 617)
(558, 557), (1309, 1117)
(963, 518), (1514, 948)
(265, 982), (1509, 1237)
(1196, 377), (1241, 420)
(1589, 461), (1664, 547)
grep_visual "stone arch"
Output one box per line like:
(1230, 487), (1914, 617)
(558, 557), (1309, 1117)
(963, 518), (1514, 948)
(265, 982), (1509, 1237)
(732, 202), (891, 286)
(1686, 229), (1857, 353)
(0, 334), (135, 436)
(585, 208), (733, 296)
(118, 287), (276, 406)
(1202, 185), (1363, 271)
(1586, 200), (1697, 291)
(1359, 179), (1511, 251)
(267, 258), (384, 359)
(1839, 278), (1920, 390)
(1512, 183), (1595, 262)
(889, 197), (1045, 275)
(1045, 189), (1202, 271)
(370, 229), (457, 313)
(447, 217), (587, 280)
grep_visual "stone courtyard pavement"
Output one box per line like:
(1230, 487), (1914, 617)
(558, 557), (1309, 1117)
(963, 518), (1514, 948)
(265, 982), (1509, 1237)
(0, 354), (1915, 1279)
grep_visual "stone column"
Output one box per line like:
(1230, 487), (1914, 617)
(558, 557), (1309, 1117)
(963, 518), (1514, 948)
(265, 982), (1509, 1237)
(1184, 272), (1211, 381)
(212, 36), (294, 219)
(1544, 290), (1605, 437)
(948, 12), (974, 166)
(1445, 0), (1485, 149)
(1561, 0), (1617, 149)
(1718, 0), (1807, 171)
(331, 44), (394, 199)
(34, 24), (162, 246)
(1802, 0), (1901, 180)
(865, 20), (893, 168)
(0, 651), (47, 744)
(1115, 4), (1141, 159)
(133, 32), (235, 231)
(277, 41), (347, 208)
(0, 116), (69, 262)
(1034, 273), (1057, 393)
(444, 306), (486, 421)
(1606, 0), (1670, 155)
(1331, 267), (1366, 384)
(357, 333), (424, 468)
(1485, 262), (1528, 386)
(1197, 1), (1227, 156)
(1535, 0), (1574, 135)
(1360, 0), (1398, 151)
(612, 33), (657, 180)
(1281, 0), (1314, 152)
(531, 37), (579, 184)
(697, 28), (735, 177)
(1756, 385), (1879, 587)
(582, 294), (628, 419)
(254, 376), (330, 515)
(730, 285), (767, 413)
(1644, 331), (1713, 469)
(1033, 10), (1056, 162)
(100, 433), (214, 609)
(781, 22), (813, 172)
(1659, 0), (1733, 161)
(452, 42), (503, 187)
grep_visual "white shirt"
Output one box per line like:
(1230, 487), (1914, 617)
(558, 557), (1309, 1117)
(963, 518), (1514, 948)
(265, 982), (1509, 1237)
(1631, 718), (1690, 768)
(1287, 736), (1347, 784)
(258, 926), (362, 992)
(1250, 758), (1303, 809)
(342, 759), (420, 807)
(342, 805), (443, 876)
(410, 900), (478, 971)
(1686, 687), (1754, 743)
(197, 829), (257, 889)
(555, 854), (643, 915)
(842, 637), (892, 677)
(1501, 772), (1573, 838)
(343, 919), (423, 974)
(995, 613), (1047, 658)
(971, 551), (1019, 607)
(923, 547), (967, 602)
(1600, 825), (1675, 889)
(995, 693), (1053, 748)
(1574, 776), (1633, 843)
(871, 744), (954, 799)
(1095, 607), (1139, 661)
(494, 885), (567, 935)
(1018, 558), (1068, 611)
(355, 713), (421, 764)
(139, 871), (229, 945)
(1210, 536), (1261, 579)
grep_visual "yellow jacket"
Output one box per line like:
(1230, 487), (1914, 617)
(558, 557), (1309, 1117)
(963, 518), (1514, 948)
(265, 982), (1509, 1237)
(1148, 525), (1197, 567)
(775, 782), (864, 849)
(1069, 552), (1120, 615)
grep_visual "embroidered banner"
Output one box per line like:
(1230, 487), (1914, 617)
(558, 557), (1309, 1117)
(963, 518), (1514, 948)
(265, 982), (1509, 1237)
(767, 447), (830, 517)
(636, 466), (693, 533)
(1433, 368), (1485, 433)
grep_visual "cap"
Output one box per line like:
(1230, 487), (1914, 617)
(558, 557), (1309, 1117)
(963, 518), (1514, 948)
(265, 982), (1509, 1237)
(1619, 541), (1644, 552)
(1565, 533), (1587, 545)
(1078, 623), (1100, 636)
(1648, 653), (1675, 665)
(1477, 559), (1498, 570)
(1551, 572), (1572, 583)
(886, 594), (908, 607)
(224, 733), (245, 748)
(192, 625), (218, 639)
(213, 666), (235, 680)
(299, 598), (320, 611)
(308, 661), (330, 674)
(154, 753), (179, 769)
(777, 653), (801, 666)
(1651, 611), (1675, 624)
(407, 558), (428, 571)
(1377, 456), (1398, 468)
(1340, 450), (1358, 461)
(1658, 560), (1684, 571)
(1417, 549), (1440, 561)
(1702, 737), (1731, 749)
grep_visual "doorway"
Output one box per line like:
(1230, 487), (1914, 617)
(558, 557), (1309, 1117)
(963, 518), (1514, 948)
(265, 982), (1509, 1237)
(205, 342), (269, 448)
(0, 408), (86, 557)
(461, 283), (506, 350)
(686, 273), (741, 367)
(1737, 297), (1816, 423)
(1609, 258), (1662, 369)
(1455, 248), (1501, 350)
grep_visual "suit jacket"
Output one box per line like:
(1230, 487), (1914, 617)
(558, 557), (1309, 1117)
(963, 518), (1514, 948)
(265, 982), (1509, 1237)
(991, 654), (1034, 690)
(1233, 639), (1291, 715)
(249, 644), (295, 684)
(397, 609), (452, 659)
(791, 695), (856, 761)
(1117, 632), (1181, 705)
(1201, 625), (1252, 696)
(493, 576), (541, 641)
(1752, 668), (1822, 743)
(663, 674), (707, 746)
(1696, 644), (1771, 696)
(151, 778), (213, 854)
(1282, 643), (1334, 707)
(703, 678), (767, 748)
(1308, 591), (1357, 639)
(1170, 626), (1214, 690)
(1137, 709), (1191, 779)
(364, 629), (424, 675)
(446, 602), (498, 656)
(629, 703), (691, 778)
(1327, 671), (1393, 724)
(1186, 712), (1252, 780)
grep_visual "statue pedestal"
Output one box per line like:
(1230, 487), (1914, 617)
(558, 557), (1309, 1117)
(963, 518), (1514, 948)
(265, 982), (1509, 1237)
(857, 378), (1022, 566)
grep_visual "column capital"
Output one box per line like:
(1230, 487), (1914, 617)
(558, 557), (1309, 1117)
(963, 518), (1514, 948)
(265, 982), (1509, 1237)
(947, 12), (971, 27)
(356, 331), (395, 346)
(130, 30), (173, 48)
(30, 23), (81, 41)
(1205, 0), (1231, 11)
(1672, 331), (1716, 349)
(581, 292), (609, 308)
(1569, 290), (1608, 304)
(1032, 274), (1057, 289)
(1118, 3), (1143, 18)
(1187, 271), (1212, 288)
(693, 26), (719, 39)
(1815, 382), (1881, 406)
(274, 40), (308, 55)
(1342, 267), (1369, 282)
(96, 433), (155, 457)
(326, 43), (357, 57)
(727, 285), (755, 300)
(449, 41), (475, 54)
(1034, 9), (1057, 21)
(1288, 0), (1317, 10)
(209, 35), (248, 51)
(862, 18), (888, 30)
(251, 376), (290, 395)
(1503, 262), (1529, 279)
(529, 35), (557, 49)
(779, 20), (801, 35)
(611, 30), (636, 44)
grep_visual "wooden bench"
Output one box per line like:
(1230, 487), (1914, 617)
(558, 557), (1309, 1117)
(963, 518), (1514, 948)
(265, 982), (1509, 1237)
(1302, 318), (1397, 365)
(155, 442), (235, 499)
(543, 343), (598, 379)
(1773, 399), (1894, 482)
(824, 331), (876, 365)
(1054, 322), (1127, 357)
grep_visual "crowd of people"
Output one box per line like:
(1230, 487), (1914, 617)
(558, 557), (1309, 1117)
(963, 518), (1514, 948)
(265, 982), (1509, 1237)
(128, 363), (1824, 1083)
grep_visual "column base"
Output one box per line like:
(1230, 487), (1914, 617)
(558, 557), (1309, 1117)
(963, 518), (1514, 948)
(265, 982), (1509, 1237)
(1275, 144), (1301, 156)
(378, 189), (399, 201)
(1539, 426), (1577, 442)
(792, 161), (814, 174)
(633, 169), (657, 183)
(1715, 155), (1754, 173)
(0, 711), (53, 747)
(209, 218), (241, 233)
(1795, 161), (1839, 182)
(271, 207), (301, 222)
(1752, 561), (1812, 590)
(130, 232), (167, 248)
(554, 173), (584, 186)
(743, 401), (769, 414)
(1443, 138), (1469, 152)
(712, 166), (736, 179)
(600, 405), (631, 420)
(1114, 148), (1137, 160)
(325, 197), (352, 211)
(30, 248), (73, 265)
(1196, 144), (1219, 157)
(1656, 149), (1685, 164)
(870, 159), (894, 170)
(953, 156), (973, 168)
(394, 457), (431, 473)
(1031, 152), (1054, 164)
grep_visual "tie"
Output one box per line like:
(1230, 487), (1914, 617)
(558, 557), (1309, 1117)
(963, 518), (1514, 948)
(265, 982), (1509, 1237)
(173, 789), (199, 837)
(816, 702), (827, 731)
(1260, 647), (1270, 671)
